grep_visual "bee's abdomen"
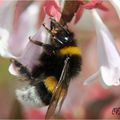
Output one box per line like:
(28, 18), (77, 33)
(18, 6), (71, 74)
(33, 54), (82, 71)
(35, 76), (57, 105)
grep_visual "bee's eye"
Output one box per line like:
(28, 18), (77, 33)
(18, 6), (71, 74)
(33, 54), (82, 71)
(64, 36), (73, 43)
(64, 37), (69, 42)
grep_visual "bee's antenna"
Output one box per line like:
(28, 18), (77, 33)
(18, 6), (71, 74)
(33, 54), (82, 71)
(42, 24), (53, 35)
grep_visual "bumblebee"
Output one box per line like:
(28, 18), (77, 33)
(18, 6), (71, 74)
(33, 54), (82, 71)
(12, 18), (82, 119)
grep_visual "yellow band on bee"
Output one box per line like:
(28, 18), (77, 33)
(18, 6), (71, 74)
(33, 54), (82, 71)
(59, 46), (81, 56)
(43, 76), (65, 97)
(44, 76), (57, 93)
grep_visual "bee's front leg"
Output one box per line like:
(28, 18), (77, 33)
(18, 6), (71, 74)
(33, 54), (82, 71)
(29, 37), (56, 55)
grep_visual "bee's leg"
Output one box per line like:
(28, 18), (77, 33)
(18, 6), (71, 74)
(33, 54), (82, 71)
(29, 37), (44, 46)
(42, 24), (54, 35)
(29, 37), (56, 55)
(10, 58), (33, 80)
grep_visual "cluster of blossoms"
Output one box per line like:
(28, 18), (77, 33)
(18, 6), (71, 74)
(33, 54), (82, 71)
(0, 0), (120, 118)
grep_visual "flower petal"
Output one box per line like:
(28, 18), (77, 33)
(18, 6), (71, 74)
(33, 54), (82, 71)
(91, 9), (120, 86)
(92, 9), (120, 68)
(100, 66), (120, 86)
(109, 0), (120, 19)
(42, 0), (61, 21)
(84, 70), (100, 85)
(83, 0), (99, 9)
(16, 15), (50, 71)
(8, 15), (50, 76)
(85, 9), (120, 86)
(0, 28), (14, 58)
(9, 3), (39, 57)
(8, 63), (20, 76)
(0, 1), (16, 31)
(84, 0), (108, 11)
(95, 3), (108, 11)
(75, 6), (84, 23)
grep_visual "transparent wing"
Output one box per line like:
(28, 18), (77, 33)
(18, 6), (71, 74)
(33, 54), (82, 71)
(45, 57), (70, 119)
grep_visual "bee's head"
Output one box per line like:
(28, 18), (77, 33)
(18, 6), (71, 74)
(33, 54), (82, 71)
(52, 28), (74, 48)
(43, 18), (74, 48)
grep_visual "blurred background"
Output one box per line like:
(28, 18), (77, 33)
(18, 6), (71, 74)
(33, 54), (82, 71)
(0, 0), (120, 119)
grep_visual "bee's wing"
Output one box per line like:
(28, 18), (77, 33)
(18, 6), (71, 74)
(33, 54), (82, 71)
(45, 57), (70, 119)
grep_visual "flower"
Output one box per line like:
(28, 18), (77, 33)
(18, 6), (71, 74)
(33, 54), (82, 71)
(0, 1), (62, 76)
(75, 0), (108, 23)
(0, 2), (39, 57)
(109, 0), (120, 19)
(9, 18), (50, 76)
(0, 2), (47, 75)
(9, 3), (40, 57)
(0, 28), (12, 58)
(84, 9), (120, 86)
(38, 0), (61, 25)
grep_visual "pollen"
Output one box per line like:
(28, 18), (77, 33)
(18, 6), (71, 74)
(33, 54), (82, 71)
(59, 46), (81, 56)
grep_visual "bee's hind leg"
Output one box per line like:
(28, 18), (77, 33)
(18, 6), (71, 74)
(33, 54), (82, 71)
(10, 58), (33, 80)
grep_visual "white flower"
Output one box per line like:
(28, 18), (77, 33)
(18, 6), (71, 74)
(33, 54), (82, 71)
(8, 3), (40, 57)
(0, 2), (50, 76)
(0, 0), (64, 78)
(109, 0), (120, 19)
(0, 3), (39, 57)
(84, 9), (120, 87)
(0, 28), (12, 58)
(0, 2), (16, 58)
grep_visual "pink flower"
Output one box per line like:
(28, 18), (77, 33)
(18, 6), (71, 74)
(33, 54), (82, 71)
(75, 0), (108, 23)
(38, 0), (61, 26)
(0, 1), (62, 76)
